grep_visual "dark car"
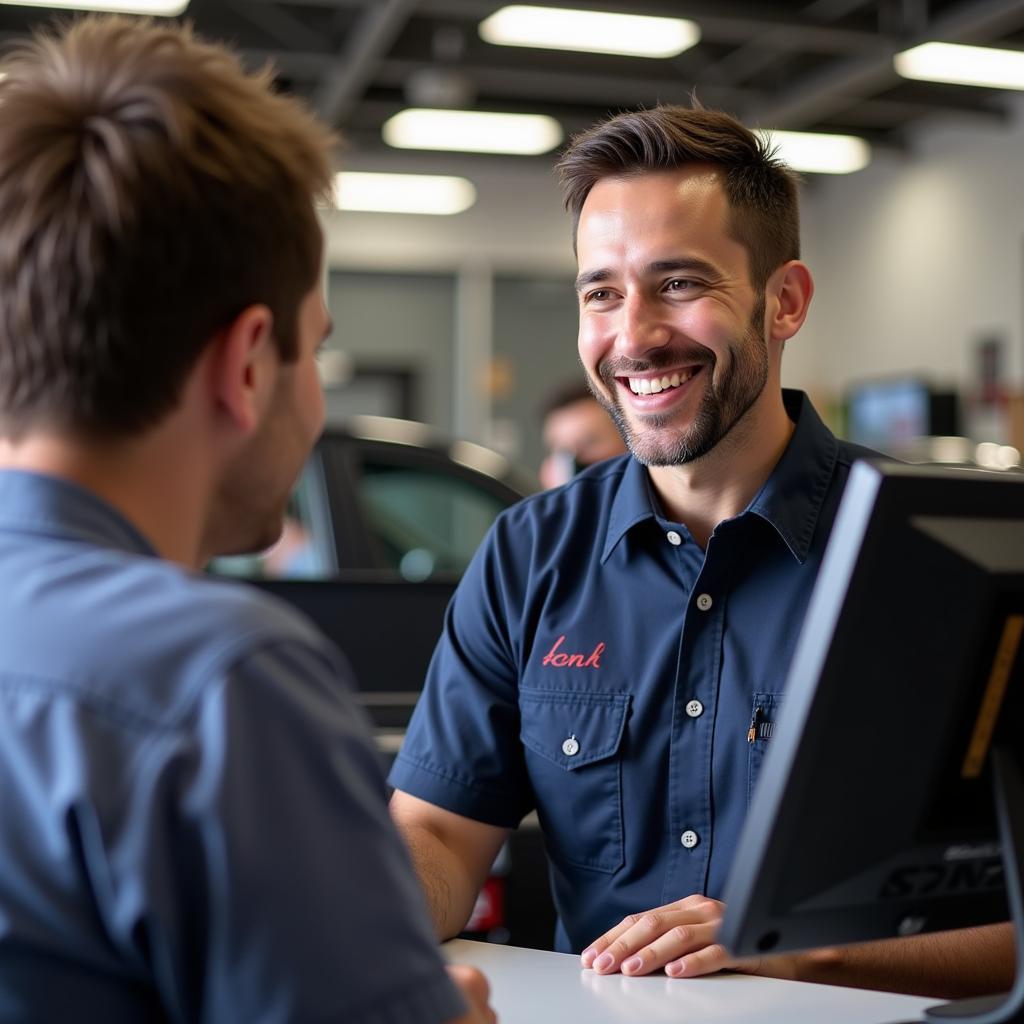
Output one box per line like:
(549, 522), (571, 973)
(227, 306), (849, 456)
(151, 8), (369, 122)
(214, 415), (535, 583)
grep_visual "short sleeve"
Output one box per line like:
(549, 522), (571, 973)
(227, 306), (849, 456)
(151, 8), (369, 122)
(389, 519), (533, 827)
(129, 638), (466, 1024)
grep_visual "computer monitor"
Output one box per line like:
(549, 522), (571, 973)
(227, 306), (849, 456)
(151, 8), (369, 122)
(847, 378), (931, 450)
(719, 461), (1024, 1024)
(846, 378), (960, 456)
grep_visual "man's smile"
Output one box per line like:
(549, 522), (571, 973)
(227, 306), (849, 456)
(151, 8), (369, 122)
(613, 365), (706, 411)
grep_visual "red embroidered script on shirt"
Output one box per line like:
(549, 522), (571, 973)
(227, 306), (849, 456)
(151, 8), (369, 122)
(541, 635), (605, 668)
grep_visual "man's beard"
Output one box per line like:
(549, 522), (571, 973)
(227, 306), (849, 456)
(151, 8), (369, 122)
(591, 295), (768, 467)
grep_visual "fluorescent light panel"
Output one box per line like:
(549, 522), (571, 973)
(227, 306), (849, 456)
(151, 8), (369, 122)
(0, 0), (188, 13)
(383, 108), (563, 155)
(895, 41), (1024, 90)
(333, 172), (476, 215)
(479, 4), (699, 59)
(758, 129), (871, 174)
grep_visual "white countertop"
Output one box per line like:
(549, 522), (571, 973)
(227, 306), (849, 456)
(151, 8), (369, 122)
(445, 939), (944, 1024)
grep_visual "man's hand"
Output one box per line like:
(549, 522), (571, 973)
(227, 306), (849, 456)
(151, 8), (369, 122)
(447, 965), (498, 1024)
(580, 894), (763, 979)
(582, 899), (1015, 997)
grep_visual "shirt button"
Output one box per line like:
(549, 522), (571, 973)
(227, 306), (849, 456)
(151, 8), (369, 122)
(696, 593), (713, 611)
(562, 736), (580, 757)
(666, 530), (682, 546)
(681, 830), (700, 849)
(685, 699), (704, 718)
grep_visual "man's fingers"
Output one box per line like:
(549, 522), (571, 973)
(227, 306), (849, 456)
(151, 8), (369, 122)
(446, 965), (497, 1024)
(580, 912), (648, 969)
(448, 964), (489, 1000)
(580, 896), (719, 969)
(587, 913), (718, 975)
(587, 911), (684, 972)
(665, 941), (733, 979)
(617, 921), (720, 976)
(581, 897), (728, 976)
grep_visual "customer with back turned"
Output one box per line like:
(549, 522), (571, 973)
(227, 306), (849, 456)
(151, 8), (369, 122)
(389, 104), (1013, 999)
(0, 16), (493, 1024)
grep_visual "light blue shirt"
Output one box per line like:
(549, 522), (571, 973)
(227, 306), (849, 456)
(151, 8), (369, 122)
(0, 470), (462, 1024)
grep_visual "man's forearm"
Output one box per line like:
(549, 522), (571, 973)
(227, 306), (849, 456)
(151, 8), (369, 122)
(772, 923), (1015, 999)
(395, 821), (481, 940)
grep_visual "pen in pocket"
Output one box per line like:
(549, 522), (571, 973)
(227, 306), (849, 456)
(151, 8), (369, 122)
(747, 706), (775, 743)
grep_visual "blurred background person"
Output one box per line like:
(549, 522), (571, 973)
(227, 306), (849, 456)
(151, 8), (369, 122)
(539, 381), (627, 488)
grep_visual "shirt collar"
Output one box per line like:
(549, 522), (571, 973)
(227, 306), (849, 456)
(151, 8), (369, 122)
(601, 389), (838, 565)
(0, 469), (157, 557)
(746, 390), (839, 563)
(602, 456), (659, 564)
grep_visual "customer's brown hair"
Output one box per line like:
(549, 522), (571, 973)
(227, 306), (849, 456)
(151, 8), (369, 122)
(0, 15), (335, 439)
(556, 105), (800, 291)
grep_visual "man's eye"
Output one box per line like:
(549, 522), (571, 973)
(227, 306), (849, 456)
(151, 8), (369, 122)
(665, 278), (696, 292)
(586, 289), (613, 303)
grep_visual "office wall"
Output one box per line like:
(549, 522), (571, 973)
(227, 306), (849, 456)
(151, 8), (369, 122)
(323, 155), (574, 275)
(492, 274), (582, 472)
(801, 95), (1024, 399)
(326, 270), (456, 431)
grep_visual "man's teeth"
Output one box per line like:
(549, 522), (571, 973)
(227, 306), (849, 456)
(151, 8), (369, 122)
(628, 370), (694, 395)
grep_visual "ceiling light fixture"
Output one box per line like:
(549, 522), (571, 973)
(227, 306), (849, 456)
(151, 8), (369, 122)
(758, 129), (871, 174)
(894, 41), (1024, 90)
(333, 172), (476, 216)
(383, 108), (563, 155)
(0, 0), (188, 13)
(479, 4), (699, 59)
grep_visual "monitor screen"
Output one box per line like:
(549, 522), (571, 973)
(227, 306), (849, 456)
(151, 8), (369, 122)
(720, 461), (1024, 1022)
(846, 378), (931, 452)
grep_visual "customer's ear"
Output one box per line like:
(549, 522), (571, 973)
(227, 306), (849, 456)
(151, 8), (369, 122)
(207, 304), (277, 435)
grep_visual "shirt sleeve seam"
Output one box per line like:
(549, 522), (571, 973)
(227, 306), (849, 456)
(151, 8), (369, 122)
(392, 752), (521, 803)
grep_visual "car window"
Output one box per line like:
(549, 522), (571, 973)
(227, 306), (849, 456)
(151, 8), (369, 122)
(208, 470), (329, 580)
(357, 461), (508, 580)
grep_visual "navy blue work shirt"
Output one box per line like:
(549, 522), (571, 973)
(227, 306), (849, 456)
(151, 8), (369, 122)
(390, 390), (877, 953)
(0, 470), (464, 1024)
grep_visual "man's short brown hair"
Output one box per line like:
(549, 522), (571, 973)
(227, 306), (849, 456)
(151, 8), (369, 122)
(556, 105), (800, 291)
(0, 15), (335, 439)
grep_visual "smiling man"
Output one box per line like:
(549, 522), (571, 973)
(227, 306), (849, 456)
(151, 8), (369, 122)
(389, 105), (1012, 998)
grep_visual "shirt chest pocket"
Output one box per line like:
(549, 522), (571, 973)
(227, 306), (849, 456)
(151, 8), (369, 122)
(519, 687), (630, 874)
(747, 691), (784, 805)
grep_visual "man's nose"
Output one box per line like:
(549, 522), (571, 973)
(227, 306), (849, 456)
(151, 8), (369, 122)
(618, 292), (671, 358)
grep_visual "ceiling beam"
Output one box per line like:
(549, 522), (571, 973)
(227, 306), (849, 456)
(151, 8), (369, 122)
(744, 0), (1024, 129)
(224, 0), (324, 52)
(837, 95), (1010, 125)
(256, 0), (897, 53)
(374, 59), (760, 108)
(313, 0), (418, 127)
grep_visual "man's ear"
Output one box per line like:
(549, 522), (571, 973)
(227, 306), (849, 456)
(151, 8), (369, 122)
(209, 304), (276, 435)
(766, 261), (814, 343)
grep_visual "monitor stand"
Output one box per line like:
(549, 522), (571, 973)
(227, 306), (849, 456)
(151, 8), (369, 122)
(915, 746), (1024, 1023)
